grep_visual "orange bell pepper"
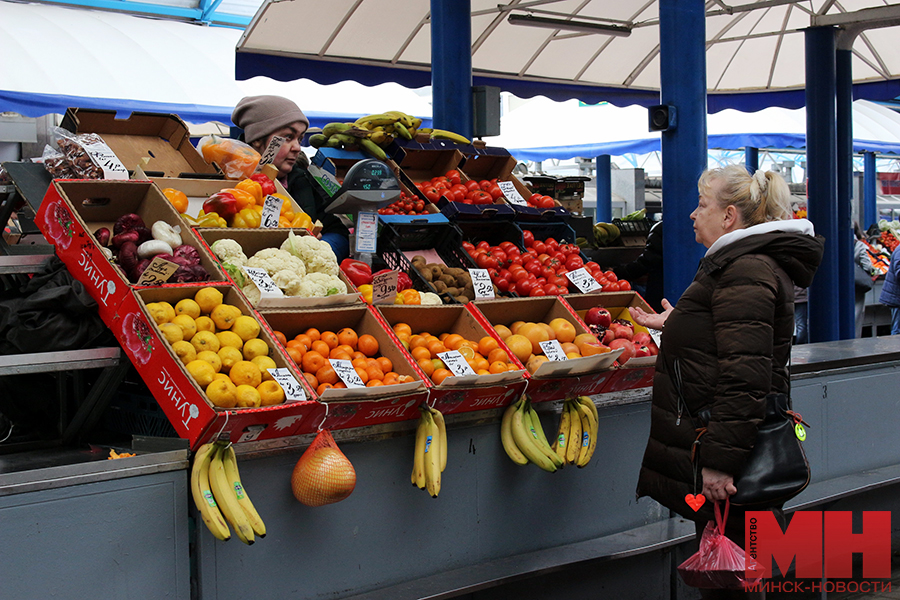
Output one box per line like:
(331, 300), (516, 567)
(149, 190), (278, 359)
(162, 188), (189, 213)
(291, 212), (313, 230)
(278, 215), (292, 227)
(399, 289), (421, 305)
(232, 207), (261, 228)
(223, 188), (257, 211)
(235, 179), (264, 205)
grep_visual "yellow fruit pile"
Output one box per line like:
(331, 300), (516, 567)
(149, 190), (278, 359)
(147, 287), (286, 409)
(494, 318), (609, 374)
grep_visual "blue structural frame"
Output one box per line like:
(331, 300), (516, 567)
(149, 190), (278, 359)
(864, 151), (878, 228)
(430, 0), (473, 138)
(595, 155), (612, 224)
(36, 0), (249, 27)
(837, 47), (857, 340)
(744, 146), (759, 174)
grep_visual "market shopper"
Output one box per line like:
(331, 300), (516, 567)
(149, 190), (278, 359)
(232, 95), (350, 261)
(628, 165), (824, 599)
(613, 220), (664, 312)
(854, 222), (876, 337)
(878, 245), (900, 335)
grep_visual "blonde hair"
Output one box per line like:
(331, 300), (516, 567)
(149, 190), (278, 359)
(698, 165), (792, 226)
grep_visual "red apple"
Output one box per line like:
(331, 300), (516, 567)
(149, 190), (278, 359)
(585, 307), (612, 328)
(608, 338), (636, 364)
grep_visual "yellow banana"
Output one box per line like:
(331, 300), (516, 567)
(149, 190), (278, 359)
(565, 401), (582, 465)
(501, 398), (528, 466)
(511, 401), (557, 472)
(222, 445), (266, 538)
(429, 129), (471, 144)
(574, 401), (598, 467)
(394, 122), (412, 140)
(423, 409), (442, 497)
(553, 400), (571, 464)
(332, 133), (359, 147)
(428, 406), (447, 472)
(368, 130), (387, 145)
(355, 113), (399, 127)
(384, 111), (414, 128)
(412, 407), (428, 489)
(577, 396), (599, 424)
(358, 138), (388, 160)
(527, 403), (564, 468)
(322, 122), (351, 138)
(190, 443), (231, 541)
(411, 117), (423, 129)
(208, 445), (255, 545)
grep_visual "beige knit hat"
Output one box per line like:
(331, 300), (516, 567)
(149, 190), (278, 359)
(232, 95), (309, 144)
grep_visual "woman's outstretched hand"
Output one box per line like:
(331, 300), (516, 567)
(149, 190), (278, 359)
(628, 298), (674, 331)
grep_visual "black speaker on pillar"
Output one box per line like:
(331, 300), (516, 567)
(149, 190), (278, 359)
(648, 105), (676, 132)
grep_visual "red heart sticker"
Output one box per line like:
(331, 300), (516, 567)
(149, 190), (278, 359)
(685, 493), (706, 512)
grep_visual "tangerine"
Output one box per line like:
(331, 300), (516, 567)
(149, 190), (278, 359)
(272, 330), (288, 346)
(489, 360), (508, 374)
(315, 364), (339, 385)
(294, 334), (313, 349)
(351, 357), (369, 370)
(358, 334), (379, 357)
(285, 346), (303, 364)
(432, 368), (453, 385)
(337, 328), (358, 350)
(382, 373), (399, 385)
(417, 358), (435, 376)
(366, 379), (384, 387)
(309, 340), (329, 357)
(487, 348), (510, 364)
(443, 334), (464, 350)
(426, 340), (448, 356)
(305, 328), (321, 342)
(302, 372), (318, 389)
(376, 356), (392, 374)
(409, 335), (427, 349)
(301, 351), (327, 374)
(478, 336), (500, 356)
(411, 346), (431, 362)
(320, 331), (339, 349)
(329, 347), (351, 360)
(365, 366), (384, 381)
(316, 382), (334, 395)
(354, 367), (369, 384)
(393, 323), (412, 337)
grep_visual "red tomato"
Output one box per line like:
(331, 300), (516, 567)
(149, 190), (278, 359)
(617, 280), (632, 291)
(476, 240), (490, 250)
(529, 286), (547, 297)
(462, 241), (474, 252)
(488, 185), (504, 200)
(468, 190), (493, 205)
(538, 196), (556, 209)
(499, 241), (517, 253)
(545, 238), (559, 252)
(517, 278), (537, 295)
(450, 183), (468, 197)
(543, 283), (559, 295)
(495, 277), (509, 292)
(602, 282), (618, 292)
(445, 170), (461, 183)
(529, 193), (542, 207)
(565, 255), (584, 271)
(423, 188), (439, 203)
(512, 269), (531, 283)
(532, 241), (547, 254)
(522, 230), (534, 248)
(479, 180), (493, 191)
(604, 271), (618, 283)
(465, 180), (482, 192)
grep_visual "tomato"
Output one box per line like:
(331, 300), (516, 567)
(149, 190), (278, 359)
(495, 277), (509, 292)
(445, 170), (461, 184)
(602, 282), (618, 292)
(492, 249), (508, 266)
(540, 266), (555, 280)
(422, 187), (439, 203)
(465, 180), (482, 191)
(545, 238), (559, 252)
(604, 270), (618, 283)
(538, 196), (556, 209)
(462, 241), (475, 252)
(585, 261), (600, 272)
(529, 286), (547, 297)
(532, 241), (547, 255)
(450, 183), (468, 197)
(476, 240), (490, 251)
(499, 241), (517, 253)
(524, 261), (542, 276)
(617, 280), (632, 291)
(517, 278), (537, 296)
(512, 269), (530, 283)
(565, 255), (584, 271)
(433, 181), (449, 191)
(467, 190), (493, 204)
(477, 180), (492, 192)
(488, 185), (504, 200)
(522, 230), (535, 248)
(543, 283), (559, 295)
(528, 193), (542, 206)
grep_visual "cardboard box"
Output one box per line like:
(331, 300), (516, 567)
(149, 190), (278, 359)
(374, 305), (528, 414)
(35, 180), (226, 323)
(114, 283), (324, 448)
(467, 297), (620, 403)
(194, 227), (362, 309)
(61, 108), (215, 177)
(257, 305), (428, 429)
(147, 174), (302, 221)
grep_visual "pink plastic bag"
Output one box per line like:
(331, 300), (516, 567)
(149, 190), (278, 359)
(678, 499), (763, 590)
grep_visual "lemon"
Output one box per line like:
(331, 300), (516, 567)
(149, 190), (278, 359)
(191, 330), (220, 354)
(171, 314), (197, 342)
(213, 372), (231, 382)
(206, 379), (237, 408)
(257, 380), (285, 406)
(216, 330), (244, 350)
(197, 350), (223, 373)
(232, 315), (261, 342)
(146, 302), (171, 325)
(251, 355), (277, 380)
(235, 384), (262, 408)
(194, 287), (223, 314)
(158, 322), (183, 344)
(230, 360), (261, 387)
(195, 316), (216, 333)
(210, 304), (241, 330)
(242, 338), (269, 361)
(175, 298), (201, 319)
(217, 346), (243, 373)
(186, 359), (216, 387)
(171, 340), (197, 364)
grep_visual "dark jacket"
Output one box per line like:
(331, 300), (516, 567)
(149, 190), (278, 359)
(285, 161), (350, 240)
(636, 226), (824, 522)
(614, 221), (663, 311)
(879, 246), (900, 307)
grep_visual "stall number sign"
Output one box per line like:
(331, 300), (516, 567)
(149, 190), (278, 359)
(355, 211), (378, 254)
(437, 350), (476, 377)
(566, 268), (601, 293)
(266, 368), (307, 402)
(468, 268), (495, 299)
(372, 269), (398, 304)
(539, 340), (568, 362)
(258, 135), (286, 167)
(260, 195), (284, 228)
(497, 180), (527, 206)
(83, 138), (128, 180)
(330, 359), (366, 388)
(242, 267), (284, 298)
(136, 256), (179, 285)
(307, 164), (342, 198)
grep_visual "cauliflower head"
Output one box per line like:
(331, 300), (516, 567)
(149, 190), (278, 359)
(247, 248), (306, 278)
(292, 272), (347, 298)
(272, 270), (304, 296)
(210, 239), (248, 267)
(241, 281), (262, 306)
(281, 233), (339, 276)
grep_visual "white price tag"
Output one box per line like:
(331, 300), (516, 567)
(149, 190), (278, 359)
(539, 339), (568, 362)
(330, 359), (366, 388)
(468, 268), (495, 299)
(566, 268), (602, 293)
(260, 194), (283, 228)
(82, 137), (128, 180)
(437, 350), (476, 376)
(307, 164), (342, 197)
(267, 368), (307, 401)
(371, 270), (398, 305)
(243, 267), (284, 299)
(136, 256), (179, 285)
(649, 328), (662, 348)
(497, 180), (527, 206)
(258, 135), (286, 167)
(355, 211), (378, 254)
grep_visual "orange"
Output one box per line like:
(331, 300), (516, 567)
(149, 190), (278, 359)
(489, 360), (508, 374)
(305, 328), (321, 342)
(294, 334), (313, 349)
(494, 324), (512, 340)
(580, 342), (611, 357)
(301, 351), (327, 374)
(286, 339), (308, 351)
(409, 335), (427, 349)
(303, 372), (318, 389)
(478, 336), (500, 356)
(351, 351), (366, 361)
(354, 367), (369, 384)
(417, 358), (435, 376)
(285, 346), (303, 365)
(316, 382), (334, 395)
(432, 368), (453, 385)
(384, 371), (399, 380)
(443, 333), (464, 350)
(358, 334), (379, 357)
(519, 323), (549, 354)
(411, 346), (431, 362)
(333, 382), (347, 389)
(382, 373), (399, 385)
(438, 332), (449, 341)
(366, 379), (384, 387)
(310, 340), (330, 357)
(488, 348), (509, 364)
(162, 188), (188, 213)
(508, 362), (520, 372)
(460, 340), (480, 354)
(510, 321), (526, 334)
(352, 357), (369, 370)
(393, 323), (412, 337)
(272, 330), (288, 347)
(330, 350), (352, 361)
(320, 331), (339, 349)
(376, 356), (392, 374)
(457, 345), (475, 360)
(316, 364), (339, 385)
(337, 328), (358, 350)
(505, 334), (533, 363)
(473, 356), (489, 372)
(560, 342), (580, 356)
(574, 333), (600, 354)
(337, 344), (355, 356)
(365, 366), (384, 381)
(477, 369), (491, 375)
(426, 340), (448, 356)
(365, 357), (379, 369)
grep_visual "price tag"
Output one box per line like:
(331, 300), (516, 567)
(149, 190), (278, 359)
(242, 267), (284, 299)
(82, 137), (128, 180)
(330, 359), (366, 388)
(371, 269), (398, 305)
(258, 135), (286, 167)
(498, 180), (527, 206)
(307, 164), (342, 197)
(267, 368), (307, 402)
(539, 339), (568, 362)
(468, 268), (495, 299)
(648, 328), (662, 348)
(355, 211), (378, 254)
(437, 350), (476, 377)
(136, 256), (179, 285)
(260, 194), (283, 228)
(566, 268), (602, 293)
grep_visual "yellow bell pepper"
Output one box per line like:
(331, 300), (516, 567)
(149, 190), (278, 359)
(235, 178), (264, 205)
(232, 207), (262, 228)
(278, 215), (292, 227)
(188, 210), (227, 228)
(222, 188), (257, 211)
(291, 212), (313, 230)
(358, 284), (373, 304)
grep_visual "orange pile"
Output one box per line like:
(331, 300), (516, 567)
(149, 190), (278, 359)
(493, 318), (610, 374)
(272, 327), (413, 395)
(391, 322), (518, 385)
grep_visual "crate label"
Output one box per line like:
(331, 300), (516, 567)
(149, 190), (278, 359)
(468, 268), (495, 299)
(237, 424), (266, 443)
(437, 350), (476, 376)
(566, 268), (601, 293)
(372, 269), (398, 305)
(330, 359), (366, 388)
(649, 328), (662, 348)
(260, 195), (283, 228)
(243, 267), (283, 298)
(136, 256), (179, 285)
(308, 164), (342, 197)
(539, 339), (568, 362)
(258, 135), (286, 167)
(82, 138), (128, 180)
(268, 368), (307, 402)
(355, 211), (378, 254)
(498, 180), (527, 206)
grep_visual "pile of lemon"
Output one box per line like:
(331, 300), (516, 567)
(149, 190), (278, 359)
(147, 287), (285, 409)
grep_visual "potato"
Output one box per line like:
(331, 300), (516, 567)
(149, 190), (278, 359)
(462, 286), (475, 301)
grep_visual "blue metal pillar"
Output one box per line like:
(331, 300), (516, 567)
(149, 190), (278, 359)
(595, 155), (612, 224)
(805, 27), (841, 343)
(745, 147), (759, 174)
(659, 0), (707, 303)
(430, 0), (472, 138)
(863, 151), (878, 228)
(836, 47), (856, 339)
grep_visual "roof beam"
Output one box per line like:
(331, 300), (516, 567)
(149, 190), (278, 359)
(812, 4), (900, 28)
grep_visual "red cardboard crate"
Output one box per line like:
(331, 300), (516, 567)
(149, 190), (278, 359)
(467, 296), (619, 403)
(257, 305), (428, 430)
(373, 305), (527, 414)
(35, 179), (225, 323)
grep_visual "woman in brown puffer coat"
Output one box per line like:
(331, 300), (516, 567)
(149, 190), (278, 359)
(630, 165), (824, 599)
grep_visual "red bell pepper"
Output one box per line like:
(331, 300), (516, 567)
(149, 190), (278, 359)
(373, 269), (412, 292)
(341, 259), (372, 286)
(202, 191), (238, 221)
(250, 173), (277, 197)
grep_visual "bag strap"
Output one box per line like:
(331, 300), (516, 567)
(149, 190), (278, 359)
(714, 498), (730, 534)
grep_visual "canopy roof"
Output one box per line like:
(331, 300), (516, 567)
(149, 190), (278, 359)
(236, 0), (900, 112)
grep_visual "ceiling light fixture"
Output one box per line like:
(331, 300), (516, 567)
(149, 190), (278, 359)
(507, 13), (632, 37)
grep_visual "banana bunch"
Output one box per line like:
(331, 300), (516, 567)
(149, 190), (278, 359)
(622, 208), (647, 221)
(309, 111), (427, 161)
(500, 394), (563, 472)
(552, 396), (599, 468)
(412, 404), (447, 497)
(593, 222), (621, 246)
(190, 442), (266, 544)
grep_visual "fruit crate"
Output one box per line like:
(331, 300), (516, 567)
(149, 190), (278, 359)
(612, 217), (652, 236)
(517, 221), (589, 263)
(455, 220), (525, 249)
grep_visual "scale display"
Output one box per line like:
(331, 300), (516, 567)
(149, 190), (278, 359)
(324, 159), (401, 215)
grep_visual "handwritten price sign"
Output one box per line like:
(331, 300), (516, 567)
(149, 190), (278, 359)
(260, 195), (284, 228)
(539, 339), (568, 362)
(243, 267), (284, 299)
(372, 269), (398, 304)
(566, 268), (601, 293)
(497, 180), (527, 206)
(258, 135), (286, 167)
(468, 268), (495, 299)
(437, 350), (476, 376)
(136, 256), (179, 285)
(267, 368), (307, 402)
(355, 211), (378, 254)
(330, 359), (366, 388)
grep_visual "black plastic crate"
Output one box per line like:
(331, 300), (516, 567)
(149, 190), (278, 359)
(613, 217), (652, 236)
(103, 383), (178, 438)
(517, 221), (579, 245)
(455, 220), (525, 249)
